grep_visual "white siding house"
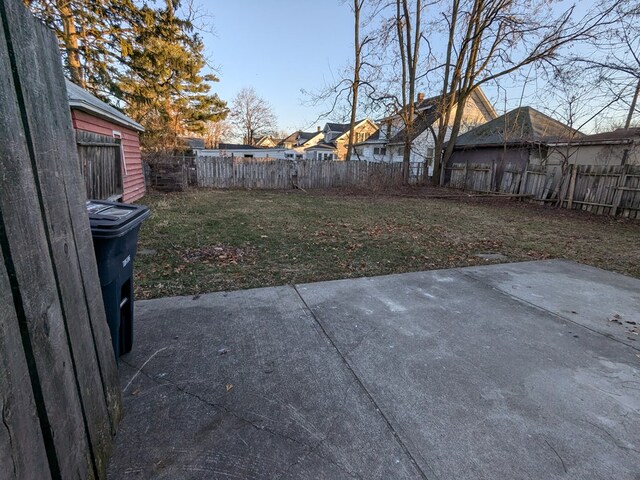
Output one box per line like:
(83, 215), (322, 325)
(357, 89), (496, 177)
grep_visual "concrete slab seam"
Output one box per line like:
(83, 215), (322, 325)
(459, 270), (640, 354)
(292, 285), (437, 480)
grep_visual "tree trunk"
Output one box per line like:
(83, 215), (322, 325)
(56, 0), (83, 86)
(346, 0), (362, 162)
(624, 79), (640, 129)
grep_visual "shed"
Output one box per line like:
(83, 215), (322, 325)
(447, 106), (580, 169)
(66, 79), (145, 202)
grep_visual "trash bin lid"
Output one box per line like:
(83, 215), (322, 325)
(87, 200), (150, 239)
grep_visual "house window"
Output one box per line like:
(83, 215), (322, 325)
(374, 147), (387, 155)
(397, 147), (404, 155)
(426, 147), (435, 161)
(112, 130), (126, 176)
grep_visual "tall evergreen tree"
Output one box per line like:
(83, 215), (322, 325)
(25, 0), (227, 150)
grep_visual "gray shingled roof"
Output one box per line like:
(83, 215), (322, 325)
(325, 122), (350, 132)
(324, 120), (368, 133)
(305, 142), (336, 150)
(387, 109), (439, 145)
(452, 106), (581, 148)
(298, 131), (322, 141)
(180, 137), (205, 149)
(65, 79), (144, 132)
(565, 127), (640, 145)
(218, 143), (261, 150)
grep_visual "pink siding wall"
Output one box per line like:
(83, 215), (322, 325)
(71, 109), (146, 202)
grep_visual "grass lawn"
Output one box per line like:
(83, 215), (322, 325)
(133, 189), (640, 299)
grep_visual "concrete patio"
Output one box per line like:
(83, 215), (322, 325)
(107, 260), (640, 479)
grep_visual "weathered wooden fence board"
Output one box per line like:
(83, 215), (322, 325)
(76, 130), (123, 200)
(0, 0), (121, 478)
(194, 157), (405, 190)
(445, 161), (640, 218)
(0, 251), (51, 479)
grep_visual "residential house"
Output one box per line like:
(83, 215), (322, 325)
(195, 143), (295, 159)
(306, 119), (378, 160)
(353, 130), (387, 161)
(278, 129), (324, 158)
(66, 79), (146, 202)
(360, 89), (496, 174)
(304, 142), (339, 161)
(254, 135), (281, 148)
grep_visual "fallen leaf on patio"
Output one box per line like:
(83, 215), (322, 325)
(226, 384), (233, 392)
(131, 388), (140, 396)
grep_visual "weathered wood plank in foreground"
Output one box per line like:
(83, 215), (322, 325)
(0, 242), (51, 480)
(0, 0), (122, 477)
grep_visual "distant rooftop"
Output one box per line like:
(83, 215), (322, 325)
(217, 143), (261, 150)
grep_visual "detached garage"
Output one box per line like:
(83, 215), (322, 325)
(66, 79), (146, 202)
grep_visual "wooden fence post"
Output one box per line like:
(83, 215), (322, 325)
(566, 164), (578, 209)
(610, 164), (628, 217)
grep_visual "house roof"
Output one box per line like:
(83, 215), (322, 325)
(65, 79), (144, 132)
(305, 142), (337, 151)
(298, 131), (322, 142)
(279, 130), (300, 145)
(217, 143), (261, 150)
(378, 88), (497, 124)
(387, 109), (440, 145)
(452, 106), (581, 149)
(180, 137), (205, 149)
(385, 89), (498, 145)
(551, 127), (640, 146)
(324, 122), (351, 133)
(354, 129), (386, 146)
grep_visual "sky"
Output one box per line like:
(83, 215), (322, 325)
(200, 0), (355, 133)
(197, 0), (630, 135)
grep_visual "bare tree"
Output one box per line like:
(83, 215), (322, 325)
(302, 1), (382, 147)
(394, 0), (422, 183)
(203, 119), (233, 148)
(569, 2), (640, 130)
(230, 88), (277, 145)
(346, 0), (368, 161)
(429, 0), (624, 185)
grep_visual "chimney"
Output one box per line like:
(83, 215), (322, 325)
(417, 92), (425, 103)
(317, 126), (321, 132)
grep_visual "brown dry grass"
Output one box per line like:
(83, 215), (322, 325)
(133, 188), (639, 299)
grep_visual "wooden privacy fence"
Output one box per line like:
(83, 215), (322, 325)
(445, 161), (640, 219)
(195, 157), (405, 189)
(76, 130), (123, 200)
(0, 1), (121, 478)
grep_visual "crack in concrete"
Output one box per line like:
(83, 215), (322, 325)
(544, 439), (568, 474)
(292, 285), (437, 480)
(121, 359), (313, 449)
(583, 419), (640, 454)
(122, 356), (379, 480)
